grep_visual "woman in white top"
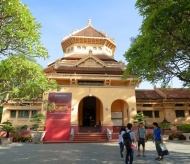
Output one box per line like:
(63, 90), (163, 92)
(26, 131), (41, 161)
(118, 126), (126, 159)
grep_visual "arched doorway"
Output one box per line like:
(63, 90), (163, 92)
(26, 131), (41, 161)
(111, 99), (128, 127)
(78, 96), (103, 132)
(83, 96), (96, 126)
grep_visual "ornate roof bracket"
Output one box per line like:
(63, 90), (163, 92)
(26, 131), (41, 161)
(104, 79), (111, 86)
(70, 78), (77, 85)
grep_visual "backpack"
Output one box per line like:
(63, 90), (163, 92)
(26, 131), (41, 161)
(123, 131), (132, 147)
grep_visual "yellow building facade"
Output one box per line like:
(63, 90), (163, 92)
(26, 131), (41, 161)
(1, 20), (190, 136)
(43, 20), (139, 133)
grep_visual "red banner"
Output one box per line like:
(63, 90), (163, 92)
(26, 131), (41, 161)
(44, 92), (72, 141)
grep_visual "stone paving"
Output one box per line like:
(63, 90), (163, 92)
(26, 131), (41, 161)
(0, 141), (190, 164)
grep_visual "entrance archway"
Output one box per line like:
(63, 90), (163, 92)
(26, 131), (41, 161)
(111, 99), (128, 126)
(78, 96), (103, 128)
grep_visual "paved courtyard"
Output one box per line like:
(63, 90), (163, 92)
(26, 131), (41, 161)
(0, 141), (190, 164)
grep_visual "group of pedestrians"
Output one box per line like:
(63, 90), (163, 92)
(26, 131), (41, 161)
(118, 122), (164, 164)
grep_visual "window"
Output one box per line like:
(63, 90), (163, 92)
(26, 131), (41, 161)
(154, 111), (159, 118)
(175, 104), (183, 106)
(143, 111), (153, 118)
(10, 110), (16, 118)
(142, 104), (152, 107)
(77, 46), (81, 49)
(98, 47), (102, 50)
(93, 47), (97, 50)
(175, 110), (185, 117)
(78, 80), (104, 86)
(82, 46), (86, 49)
(18, 110), (29, 118)
(31, 110), (37, 117)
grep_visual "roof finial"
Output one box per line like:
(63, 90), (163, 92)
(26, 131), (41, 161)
(88, 19), (92, 27)
(89, 50), (92, 55)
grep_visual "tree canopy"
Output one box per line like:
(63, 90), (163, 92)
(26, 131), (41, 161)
(0, 0), (48, 58)
(124, 0), (190, 87)
(0, 56), (58, 106)
(0, 0), (58, 106)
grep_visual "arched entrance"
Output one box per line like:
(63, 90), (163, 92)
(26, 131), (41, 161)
(111, 99), (128, 126)
(78, 96), (103, 132)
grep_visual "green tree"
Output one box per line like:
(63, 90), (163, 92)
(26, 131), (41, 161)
(124, 0), (190, 87)
(133, 112), (147, 125)
(0, 0), (48, 58)
(0, 56), (58, 106)
(30, 113), (45, 131)
(0, 121), (15, 138)
(159, 122), (171, 135)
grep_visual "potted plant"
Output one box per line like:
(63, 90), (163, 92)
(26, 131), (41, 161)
(133, 112), (148, 126)
(168, 134), (173, 140)
(0, 121), (15, 146)
(146, 133), (154, 141)
(178, 133), (186, 140)
(159, 119), (171, 140)
(178, 124), (190, 141)
(30, 113), (46, 143)
(171, 133), (179, 141)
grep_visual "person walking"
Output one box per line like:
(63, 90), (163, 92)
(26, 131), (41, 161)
(153, 122), (164, 161)
(136, 123), (147, 157)
(118, 126), (126, 159)
(125, 123), (136, 164)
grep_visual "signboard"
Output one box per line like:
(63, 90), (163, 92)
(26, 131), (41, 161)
(111, 112), (122, 118)
(44, 92), (72, 141)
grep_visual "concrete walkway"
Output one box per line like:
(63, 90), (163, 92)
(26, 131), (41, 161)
(0, 141), (190, 164)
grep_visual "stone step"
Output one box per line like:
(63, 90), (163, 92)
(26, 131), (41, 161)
(73, 133), (108, 143)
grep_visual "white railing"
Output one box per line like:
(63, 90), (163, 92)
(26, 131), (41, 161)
(106, 128), (112, 140)
(70, 128), (74, 141)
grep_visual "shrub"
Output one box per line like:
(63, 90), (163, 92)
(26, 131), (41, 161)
(178, 133), (186, 140)
(30, 113), (45, 131)
(146, 133), (154, 140)
(178, 124), (190, 133)
(20, 125), (28, 130)
(169, 134), (173, 140)
(171, 133), (180, 138)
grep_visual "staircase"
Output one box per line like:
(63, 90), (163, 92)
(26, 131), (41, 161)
(73, 133), (108, 143)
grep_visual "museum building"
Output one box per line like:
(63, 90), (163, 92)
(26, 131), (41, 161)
(2, 20), (190, 141)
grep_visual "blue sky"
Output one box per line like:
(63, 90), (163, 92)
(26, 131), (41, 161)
(21, 0), (182, 89)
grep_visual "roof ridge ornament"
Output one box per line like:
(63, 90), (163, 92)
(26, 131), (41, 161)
(89, 50), (92, 56)
(87, 19), (92, 27)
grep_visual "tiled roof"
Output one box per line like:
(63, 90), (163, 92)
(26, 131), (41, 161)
(159, 89), (190, 99)
(73, 26), (106, 38)
(136, 90), (163, 99)
(63, 54), (116, 61)
(136, 88), (190, 103)
(55, 66), (124, 74)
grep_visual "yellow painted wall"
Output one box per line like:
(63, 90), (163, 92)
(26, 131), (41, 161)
(1, 104), (42, 129)
(59, 85), (137, 126)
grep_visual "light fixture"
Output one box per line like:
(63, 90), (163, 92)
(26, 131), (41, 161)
(89, 87), (92, 97)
